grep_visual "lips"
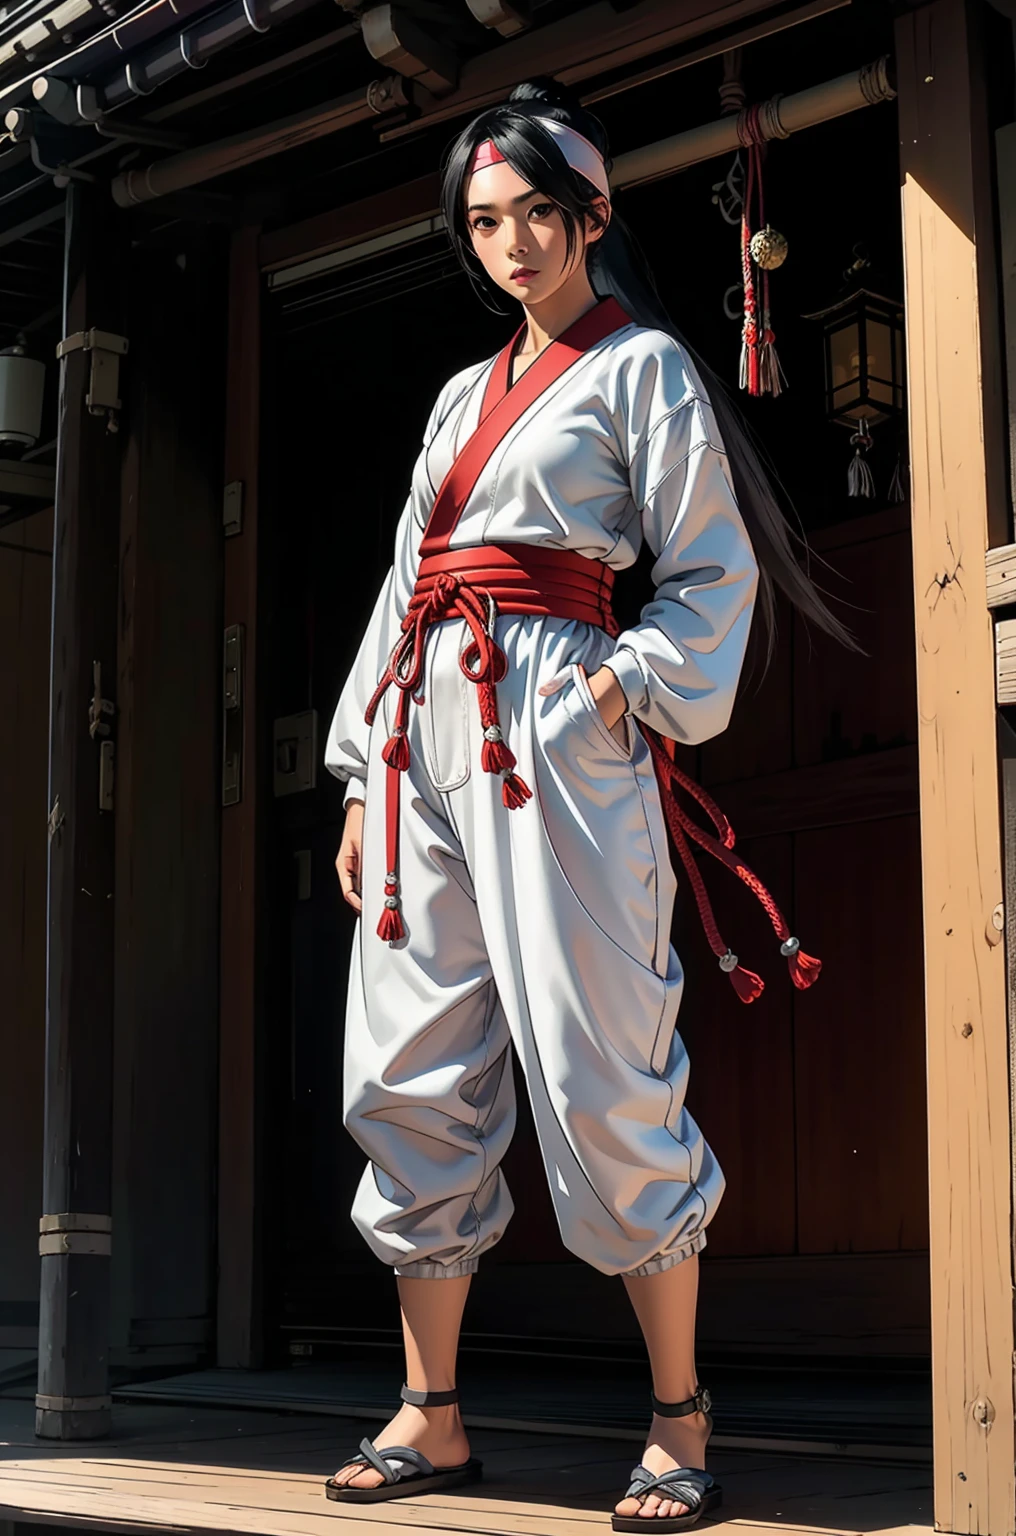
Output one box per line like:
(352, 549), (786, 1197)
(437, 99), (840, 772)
(510, 266), (538, 282)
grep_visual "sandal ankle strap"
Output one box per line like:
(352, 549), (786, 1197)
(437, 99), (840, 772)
(651, 1385), (712, 1417)
(401, 1384), (459, 1407)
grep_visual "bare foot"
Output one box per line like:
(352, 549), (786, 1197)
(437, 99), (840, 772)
(614, 1409), (711, 1522)
(330, 1402), (470, 1490)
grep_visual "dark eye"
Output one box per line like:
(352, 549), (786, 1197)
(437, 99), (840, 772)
(471, 215), (496, 231)
(529, 202), (554, 219)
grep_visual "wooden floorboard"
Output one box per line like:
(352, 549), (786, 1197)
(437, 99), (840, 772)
(0, 1401), (933, 1536)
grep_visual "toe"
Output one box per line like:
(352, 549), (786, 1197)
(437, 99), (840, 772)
(615, 1496), (643, 1518)
(330, 1462), (384, 1491)
(348, 1466), (384, 1489)
(639, 1495), (663, 1518)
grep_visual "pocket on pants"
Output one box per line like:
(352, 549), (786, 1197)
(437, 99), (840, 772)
(539, 666), (667, 974)
(562, 662), (640, 762)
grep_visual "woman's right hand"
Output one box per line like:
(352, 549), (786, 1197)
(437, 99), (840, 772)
(336, 799), (365, 913)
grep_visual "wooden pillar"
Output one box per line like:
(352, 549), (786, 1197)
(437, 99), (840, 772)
(896, 3), (1016, 1531)
(217, 226), (265, 1367)
(37, 185), (126, 1440)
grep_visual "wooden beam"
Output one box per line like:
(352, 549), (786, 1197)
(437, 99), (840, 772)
(38, 186), (126, 1441)
(378, 0), (794, 141)
(0, 461), (55, 501)
(217, 226), (264, 1369)
(259, 173), (440, 274)
(259, 0), (845, 275)
(895, 3), (1015, 1531)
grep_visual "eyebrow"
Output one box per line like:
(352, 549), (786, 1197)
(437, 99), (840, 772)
(466, 189), (542, 212)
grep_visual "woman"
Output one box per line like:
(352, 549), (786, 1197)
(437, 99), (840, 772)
(323, 79), (841, 1531)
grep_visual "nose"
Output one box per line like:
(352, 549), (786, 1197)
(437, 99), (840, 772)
(504, 218), (527, 259)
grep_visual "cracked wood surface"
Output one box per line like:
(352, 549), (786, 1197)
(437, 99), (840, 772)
(896, 2), (1016, 1532)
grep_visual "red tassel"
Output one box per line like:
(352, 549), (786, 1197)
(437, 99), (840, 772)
(382, 730), (410, 771)
(729, 965), (765, 1004)
(482, 737), (517, 775)
(788, 948), (822, 990)
(502, 772), (532, 810)
(377, 904), (405, 943)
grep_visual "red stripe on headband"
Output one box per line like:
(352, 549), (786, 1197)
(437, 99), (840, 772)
(470, 139), (506, 174)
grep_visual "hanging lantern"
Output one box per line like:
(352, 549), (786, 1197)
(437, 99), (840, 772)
(0, 344), (45, 449)
(804, 251), (905, 496)
(804, 282), (904, 427)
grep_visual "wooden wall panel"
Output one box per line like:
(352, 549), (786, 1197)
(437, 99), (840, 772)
(699, 601), (793, 787)
(793, 815), (928, 1254)
(793, 529), (918, 767)
(0, 510), (52, 1329)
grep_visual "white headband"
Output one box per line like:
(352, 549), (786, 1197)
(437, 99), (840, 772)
(535, 116), (611, 201)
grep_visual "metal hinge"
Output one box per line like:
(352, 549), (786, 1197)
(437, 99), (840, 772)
(56, 327), (129, 433)
(223, 624), (244, 806)
(99, 740), (115, 813)
(39, 1212), (112, 1257)
(223, 480), (243, 538)
(89, 660), (115, 812)
(88, 660), (114, 739)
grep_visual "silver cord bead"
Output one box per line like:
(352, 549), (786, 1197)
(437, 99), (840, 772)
(780, 936), (801, 957)
(384, 895), (400, 910)
(483, 725), (503, 743)
(718, 950), (739, 973)
(385, 872), (399, 886)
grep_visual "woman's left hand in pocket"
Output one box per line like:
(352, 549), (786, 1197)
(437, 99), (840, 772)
(539, 663), (628, 749)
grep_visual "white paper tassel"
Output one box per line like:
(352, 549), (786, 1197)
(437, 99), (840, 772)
(848, 448), (875, 497)
(848, 421), (875, 499)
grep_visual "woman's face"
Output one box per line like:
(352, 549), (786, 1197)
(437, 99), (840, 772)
(465, 158), (606, 306)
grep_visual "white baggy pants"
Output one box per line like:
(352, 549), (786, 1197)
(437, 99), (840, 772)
(344, 614), (725, 1278)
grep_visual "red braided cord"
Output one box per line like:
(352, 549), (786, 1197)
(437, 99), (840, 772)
(644, 729), (792, 945)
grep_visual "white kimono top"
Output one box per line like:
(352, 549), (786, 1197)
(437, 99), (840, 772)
(325, 319), (759, 806)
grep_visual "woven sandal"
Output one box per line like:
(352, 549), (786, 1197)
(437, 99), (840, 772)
(611, 1387), (722, 1533)
(323, 1385), (483, 1504)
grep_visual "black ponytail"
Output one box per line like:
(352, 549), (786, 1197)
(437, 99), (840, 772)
(440, 77), (854, 653)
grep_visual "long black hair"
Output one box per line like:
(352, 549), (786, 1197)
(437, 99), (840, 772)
(440, 78), (852, 652)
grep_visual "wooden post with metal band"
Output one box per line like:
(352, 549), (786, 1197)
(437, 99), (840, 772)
(37, 183), (126, 1441)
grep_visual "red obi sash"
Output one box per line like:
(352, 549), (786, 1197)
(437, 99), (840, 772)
(363, 298), (820, 1000)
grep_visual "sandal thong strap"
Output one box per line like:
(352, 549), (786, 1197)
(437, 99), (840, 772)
(339, 1438), (435, 1485)
(401, 1384), (459, 1407)
(625, 1466), (715, 1507)
(652, 1385), (712, 1417)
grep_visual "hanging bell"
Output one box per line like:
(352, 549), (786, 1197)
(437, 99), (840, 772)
(749, 225), (789, 271)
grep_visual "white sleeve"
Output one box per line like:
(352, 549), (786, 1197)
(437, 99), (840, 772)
(602, 342), (758, 746)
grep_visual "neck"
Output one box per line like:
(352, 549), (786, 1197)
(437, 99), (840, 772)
(519, 265), (599, 355)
